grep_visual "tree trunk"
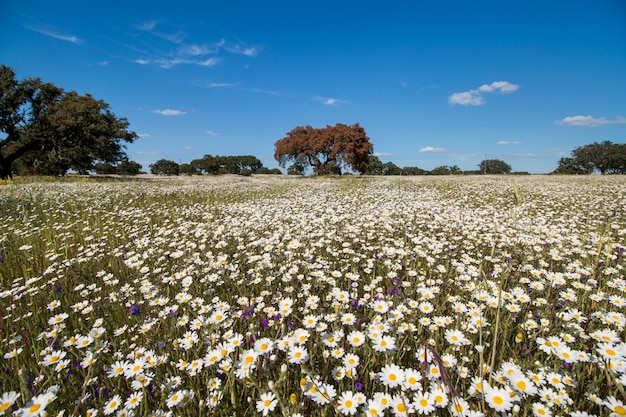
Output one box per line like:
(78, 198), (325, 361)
(0, 157), (13, 180)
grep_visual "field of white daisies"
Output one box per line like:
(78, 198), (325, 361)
(1, 174), (625, 417)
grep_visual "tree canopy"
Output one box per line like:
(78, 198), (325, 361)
(571, 141), (625, 174)
(190, 154), (264, 175)
(0, 65), (137, 179)
(150, 159), (180, 176)
(274, 123), (373, 175)
(478, 159), (512, 174)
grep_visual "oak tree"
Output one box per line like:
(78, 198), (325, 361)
(478, 159), (512, 174)
(274, 123), (373, 175)
(0, 65), (137, 178)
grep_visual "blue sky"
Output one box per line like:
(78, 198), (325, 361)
(2, 0), (625, 173)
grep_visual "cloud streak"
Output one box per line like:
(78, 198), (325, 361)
(419, 146), (446, 153)
(152, 109), (186, 116)
(556, 115), (626, 127)
(25, 25), (82, 44)
(449, 81), (519, 106)
(130, 25), (259, 70)
(497, 140), (522, 145)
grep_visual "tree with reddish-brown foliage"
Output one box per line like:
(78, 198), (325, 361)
(274, 123), (373, 175)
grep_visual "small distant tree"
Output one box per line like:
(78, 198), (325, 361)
(402, 166), (427, 175)
(366, 156), (385, 175)
(428, 165), (462, 175)
(150, 159), (179, 175)
(287, 162), (305, 175)
(479, 159), (511, 174)
(274, 123), (373, 175)
(382, 161), (402, 175)
(94, 162), (117, 175)
(116, 160), (142, 175)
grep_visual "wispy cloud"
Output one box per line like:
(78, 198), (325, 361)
(419, 146), (446, 153)
(25, 25), (82, 44)
(136, 150), (159, 155)
(249, 88), (280, 96)
(183, 146), (195, 150)
(204, 130), (218, 136)
(198, 58), (221, 67)
(152, 109), (186, 116)
(556, 115), (626, 127)
(497, 140), (522, 145)
(179, 44), (217, 56)
(315, 97), (344, 106)
(449, 81), (519, 106)
(130, 25), (258, 70)
(132, 57), (220, 69)
(374, 152), (393, 157)
(137, 133), (152, 138)
(136, 20), (157, 31)
(207, 82), (238, 88)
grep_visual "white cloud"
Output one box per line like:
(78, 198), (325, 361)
(198, 58), (220, 67)
(556, 115), (626, 127)
(204, 130), (218, 135)
(183, 146), (195, 150)
(132, 59), (151, 65)
(497, 140), (522, 145)
(179, 44), (214, 56)
(25, 25), (82, 44)
(477, 81), (519, 93)
(315, 97), (342, 105)
(448, 91), (484, 106)
(136, 150), (159, 155)
(374, 152), (393, 156)
(137, 133), (152, 138)
(152, 109), (186, 116)
(449, 81), (519, 106)
(419, 146), (446, 153)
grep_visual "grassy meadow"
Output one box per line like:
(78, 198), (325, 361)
(0, 174), (625, 417)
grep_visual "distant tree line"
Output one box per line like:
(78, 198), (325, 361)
(365, 156), (514, 176)
(148, 155), (282, 176)
(553, 141), (626, 175)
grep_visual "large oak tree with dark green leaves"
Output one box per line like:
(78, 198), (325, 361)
(274, 123), (373, 175)
(0, 65), (137, 179)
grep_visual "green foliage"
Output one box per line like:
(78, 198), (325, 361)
(115, 160), (142, 176)
(191, 154), (264, 175)
(478, 159), (512, 174)
(570, 140), (626, 174)
(149, 159), (179, 175)
(94, 162), (117, 175)
(552, 157), (594, 175)
(0, 65), (137, 179)
(287, 162), (305, 175)
(428, 165), (462, 175)
(366, 156), (426, 175)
